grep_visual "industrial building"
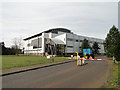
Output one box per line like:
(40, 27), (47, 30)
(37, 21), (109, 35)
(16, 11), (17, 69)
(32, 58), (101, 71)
(23, 28), (104, 56)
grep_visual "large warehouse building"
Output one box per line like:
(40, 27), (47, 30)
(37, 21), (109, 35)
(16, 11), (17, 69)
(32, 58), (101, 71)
(23, 28), (104, 56)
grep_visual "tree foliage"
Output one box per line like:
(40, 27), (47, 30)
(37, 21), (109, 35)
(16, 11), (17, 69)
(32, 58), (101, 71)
(12, 37), (23, 55)
(92, 42), (100, 54)
(12, 37), (22, 49)
(81, 39), (91, 49)
(104, 25), (120, 61)
(0, 42), (22, 55)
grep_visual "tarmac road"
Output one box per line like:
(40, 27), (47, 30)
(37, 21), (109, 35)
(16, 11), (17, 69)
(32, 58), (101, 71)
(2, 60), (110, 88)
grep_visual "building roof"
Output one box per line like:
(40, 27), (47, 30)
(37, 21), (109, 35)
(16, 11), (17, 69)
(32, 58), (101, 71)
(51, 38), (65, 45)
(24, 28), (72, 40)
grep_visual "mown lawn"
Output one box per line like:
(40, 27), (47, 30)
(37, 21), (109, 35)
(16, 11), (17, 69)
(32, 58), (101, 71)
(2, 55), (68, 70)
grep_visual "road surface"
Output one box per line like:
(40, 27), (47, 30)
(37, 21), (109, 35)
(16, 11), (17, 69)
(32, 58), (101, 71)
(3, 60), (110, 88)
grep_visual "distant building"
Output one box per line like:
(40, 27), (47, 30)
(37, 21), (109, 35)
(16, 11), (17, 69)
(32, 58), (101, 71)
(23, 28), (104, 56)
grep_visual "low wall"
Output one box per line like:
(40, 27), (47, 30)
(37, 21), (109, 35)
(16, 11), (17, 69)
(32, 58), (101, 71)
(24, 53), (44, 56)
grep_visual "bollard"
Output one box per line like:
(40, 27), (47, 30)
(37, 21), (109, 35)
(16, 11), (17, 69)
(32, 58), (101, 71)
(82, 59), (85, 64)
(78, 60), (82, 66)
(82, 57), (85, 65)
(113, 56), (115, 64)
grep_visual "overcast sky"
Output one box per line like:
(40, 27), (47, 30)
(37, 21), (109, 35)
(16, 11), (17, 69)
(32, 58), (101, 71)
(0, 1), (118, 47)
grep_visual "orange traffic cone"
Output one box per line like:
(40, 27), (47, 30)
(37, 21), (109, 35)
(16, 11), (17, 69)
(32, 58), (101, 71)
(74, 56), (76, 60)
(89, 56), (92, 60)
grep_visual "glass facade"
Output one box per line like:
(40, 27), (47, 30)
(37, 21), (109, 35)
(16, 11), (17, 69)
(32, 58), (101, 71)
(31, 38), (42, 49)
(56, 45), (65, 55)
(45, 38), (65, 55)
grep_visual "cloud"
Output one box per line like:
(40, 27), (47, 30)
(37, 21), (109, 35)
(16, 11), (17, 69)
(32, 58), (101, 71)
(0, 0), (119, 2)
(1, 2), (118, 47)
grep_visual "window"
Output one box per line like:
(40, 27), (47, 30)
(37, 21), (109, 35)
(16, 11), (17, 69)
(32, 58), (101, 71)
(33, 46), (41, 49)
(67, 38), (73, 41)
(89, 41), (92, 43)
(27, 43), (31, 47)
(33, 46), (37, 49)
(76, 40), (78, 42)
(31, 38), (42, 48)
(56, 45), (65, 54)
(80, 40), (82, 42)
(52, 30), (58, 34)
(67, 46), (73, 48)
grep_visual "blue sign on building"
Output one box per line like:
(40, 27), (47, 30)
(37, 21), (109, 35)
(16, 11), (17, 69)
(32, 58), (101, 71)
(83, 49), (92, 55)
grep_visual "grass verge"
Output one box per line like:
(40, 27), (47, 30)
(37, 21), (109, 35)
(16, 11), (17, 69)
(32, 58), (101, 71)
(2, 55), (69, 70)
(106, 60), (119, 89)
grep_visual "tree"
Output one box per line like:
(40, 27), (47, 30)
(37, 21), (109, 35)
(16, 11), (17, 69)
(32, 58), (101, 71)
(0, 42), (16, 55)
(81, 39), (91, 54)
(12, 37), (22, 49)
(92, 42), (100, 54)
(0, 42), (6, 55)
(81, 39), (91, 49)
(104, 25), (120, 61)
(12, 37), (23, 55)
